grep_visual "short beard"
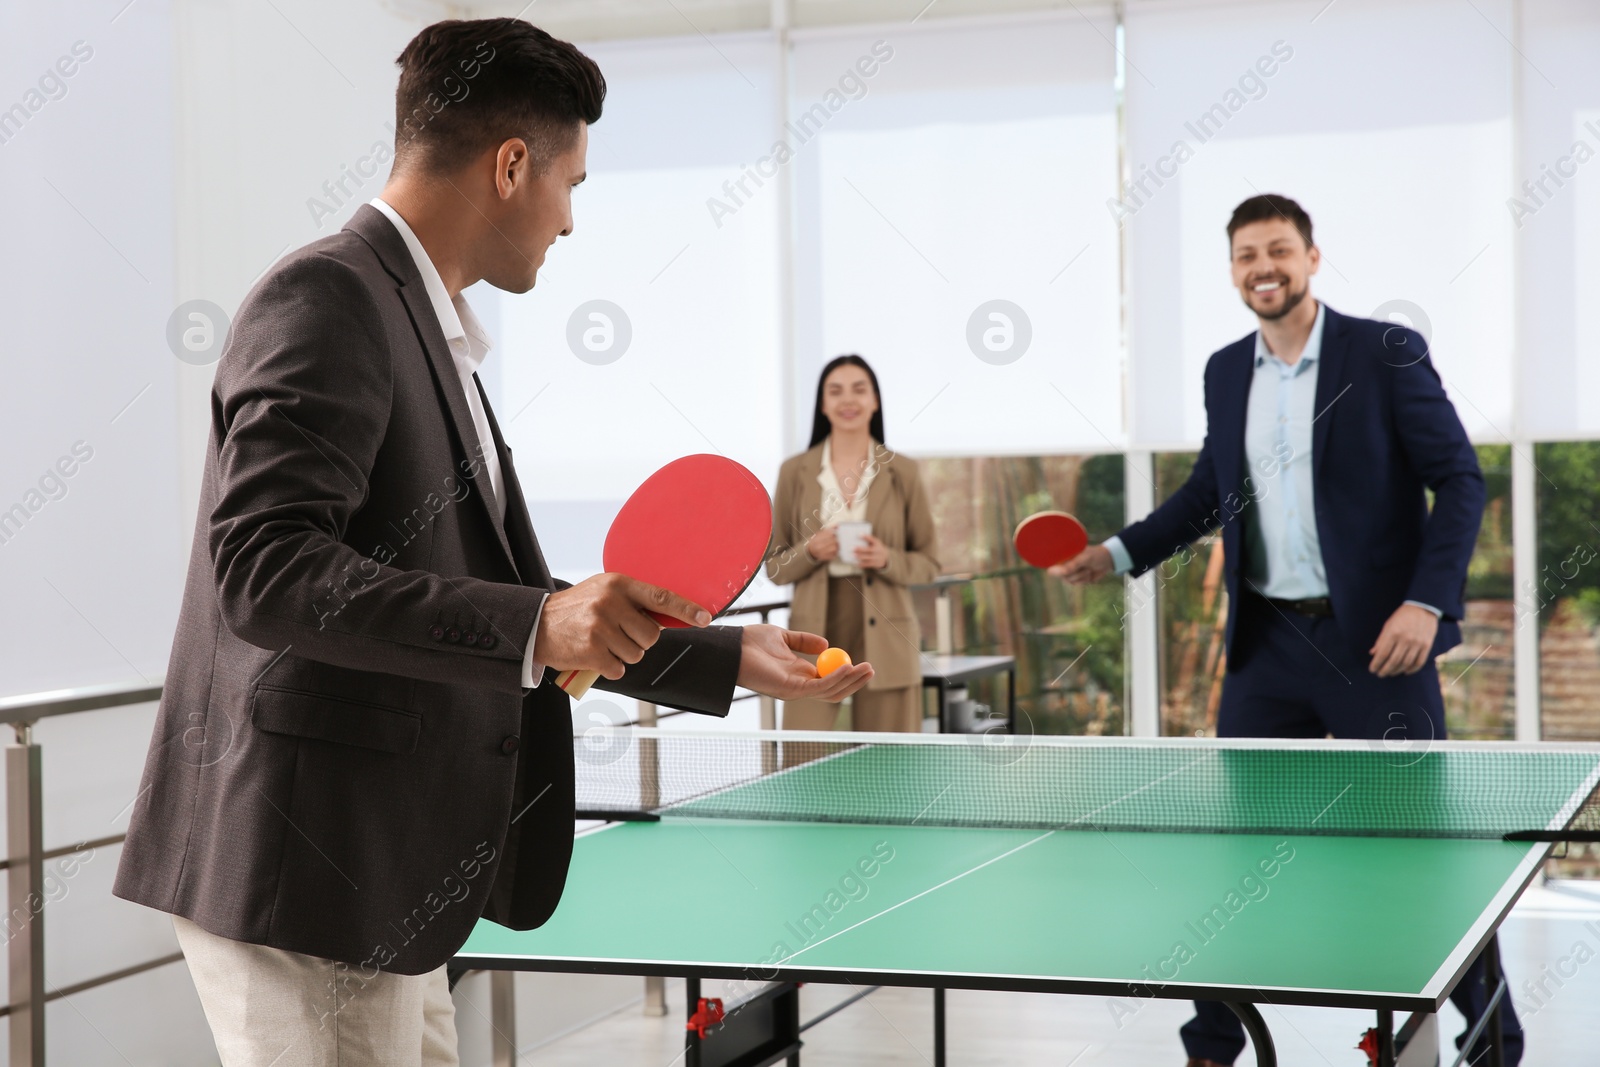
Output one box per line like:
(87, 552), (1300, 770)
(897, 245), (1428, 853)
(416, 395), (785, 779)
(1246, 281), (1308, 322)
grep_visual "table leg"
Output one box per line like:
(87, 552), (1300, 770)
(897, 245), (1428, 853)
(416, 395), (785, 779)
(1223, 1002), (1276, 1067)
(644, 975), (667, 1016)
(933, 987), (946, 1067)
(1375, 1008), (1395, 1067)
(490, 971), (517, 1067)
(686, 976), (701, 1067)
(1484, 938), (1505, 1067)
(1448, 940), (1511, 1067)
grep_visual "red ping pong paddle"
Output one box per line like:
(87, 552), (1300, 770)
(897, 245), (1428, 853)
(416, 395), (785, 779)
(1014, 510), (1089, 569)
(556, 454), (773, 698)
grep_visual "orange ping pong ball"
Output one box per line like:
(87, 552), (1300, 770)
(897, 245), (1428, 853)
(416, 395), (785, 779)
(816, 647), (853, 677)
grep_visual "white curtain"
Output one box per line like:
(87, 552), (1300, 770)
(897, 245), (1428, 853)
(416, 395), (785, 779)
(494, 32), (785, 576)
(1124, 0), (1515, 447)
(789, 12), (1122, 456)
(1518, 0), (1600, 439)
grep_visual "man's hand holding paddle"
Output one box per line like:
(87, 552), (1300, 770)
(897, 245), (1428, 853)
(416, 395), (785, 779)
(533, 579), (871, 699)
(539, 454), (872, 702)
(533, 574), (709, 681)
(1048, 545), (1114, 585)
(1014, 510), (1106, 584)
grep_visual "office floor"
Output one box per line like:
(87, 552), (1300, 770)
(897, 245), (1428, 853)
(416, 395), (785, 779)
(494, 879), (1600, 1066)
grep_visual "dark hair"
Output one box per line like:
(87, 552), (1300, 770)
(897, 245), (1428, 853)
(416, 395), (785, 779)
(393, 19), (605, 175)
(1227, 194), (1313, 251)
(808, 355), (885, 448)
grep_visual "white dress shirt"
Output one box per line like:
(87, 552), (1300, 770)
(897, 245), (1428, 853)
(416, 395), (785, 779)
(1103, 302), (1438, 616)
(816, 438), (879, 577)
(370, 198), (546, 687)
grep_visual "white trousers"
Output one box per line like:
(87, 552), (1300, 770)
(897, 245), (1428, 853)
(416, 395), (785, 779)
(174, 915), (459, 1067)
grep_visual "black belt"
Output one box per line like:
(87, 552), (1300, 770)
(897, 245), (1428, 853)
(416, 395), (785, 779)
(1248, 592), (1333, 618)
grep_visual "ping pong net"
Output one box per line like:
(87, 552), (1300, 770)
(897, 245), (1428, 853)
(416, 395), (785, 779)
(571, 728), (1600, 842)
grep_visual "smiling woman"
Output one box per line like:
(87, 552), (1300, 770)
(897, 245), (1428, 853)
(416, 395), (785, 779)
(767, 355), (941, 734)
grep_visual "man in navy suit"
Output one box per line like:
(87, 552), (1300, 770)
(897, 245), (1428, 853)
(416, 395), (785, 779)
(1055, 195), (1520, 1067)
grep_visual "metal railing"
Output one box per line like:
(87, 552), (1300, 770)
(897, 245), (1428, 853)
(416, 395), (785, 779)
(0, 678), (171, 1067)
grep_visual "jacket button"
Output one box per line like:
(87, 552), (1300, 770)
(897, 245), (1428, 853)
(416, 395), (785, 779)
(479, 633), (497, 650)
(429, 625), (445, 642)
(866, 576), (873, 586)
(446, 627), (461, 643)
(463, 631), (479, 646)
(868, 618), (876, 627)
(501, 736), (519, 755)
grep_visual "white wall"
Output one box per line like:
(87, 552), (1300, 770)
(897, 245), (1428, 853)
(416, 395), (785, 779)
(171, 0), (452, 541)
(0, 2), (212, 1061)
(0, 1), (181, 697)
(1518, 0), (1600, 439)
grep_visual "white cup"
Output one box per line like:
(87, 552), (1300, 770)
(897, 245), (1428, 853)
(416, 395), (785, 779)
(835, 521), (872, 565)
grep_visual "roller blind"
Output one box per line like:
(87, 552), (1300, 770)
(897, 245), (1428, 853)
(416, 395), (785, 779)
(493, 33), (785, 574)
(1517, 0), (1600, 439)
(1125, 0), (1515, 448)
(789, 12), (1122, 456)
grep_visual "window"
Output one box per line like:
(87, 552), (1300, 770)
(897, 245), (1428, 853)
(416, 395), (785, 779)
(1438, 446), (1515, 739)
(1535, 442), (1600, 741)
(916, 453), (1126, 735)
(1155, 446), (1516, 738)
(1151, 452), (1225, 736)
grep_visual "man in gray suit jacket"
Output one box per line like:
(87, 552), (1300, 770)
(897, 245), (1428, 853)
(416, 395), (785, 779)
(114, 19), (872, 1065)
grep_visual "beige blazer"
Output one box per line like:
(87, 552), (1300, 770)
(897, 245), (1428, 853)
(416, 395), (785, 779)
(766, 442), (939, 689)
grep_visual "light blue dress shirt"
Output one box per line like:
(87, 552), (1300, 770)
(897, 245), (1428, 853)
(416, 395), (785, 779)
(1103, 303), (1438, 616)
(1236, 302), (1328, 599)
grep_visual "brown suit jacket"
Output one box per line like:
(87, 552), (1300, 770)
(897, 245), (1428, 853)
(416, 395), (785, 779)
(765, 442), (939, 689)
(113, 205), (742, 975)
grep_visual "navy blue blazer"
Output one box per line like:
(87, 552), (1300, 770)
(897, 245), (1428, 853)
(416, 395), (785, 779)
(1117, 304), (1485, 664)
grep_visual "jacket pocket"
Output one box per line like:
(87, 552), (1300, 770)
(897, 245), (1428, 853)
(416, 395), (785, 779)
(252, 685), (421, 754)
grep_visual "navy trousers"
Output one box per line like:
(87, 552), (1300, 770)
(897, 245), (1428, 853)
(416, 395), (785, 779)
(1180, 595), (1524, 1066)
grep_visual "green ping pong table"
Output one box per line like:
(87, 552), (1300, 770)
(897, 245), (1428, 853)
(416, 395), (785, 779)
(453, 729), (1600, 1067)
